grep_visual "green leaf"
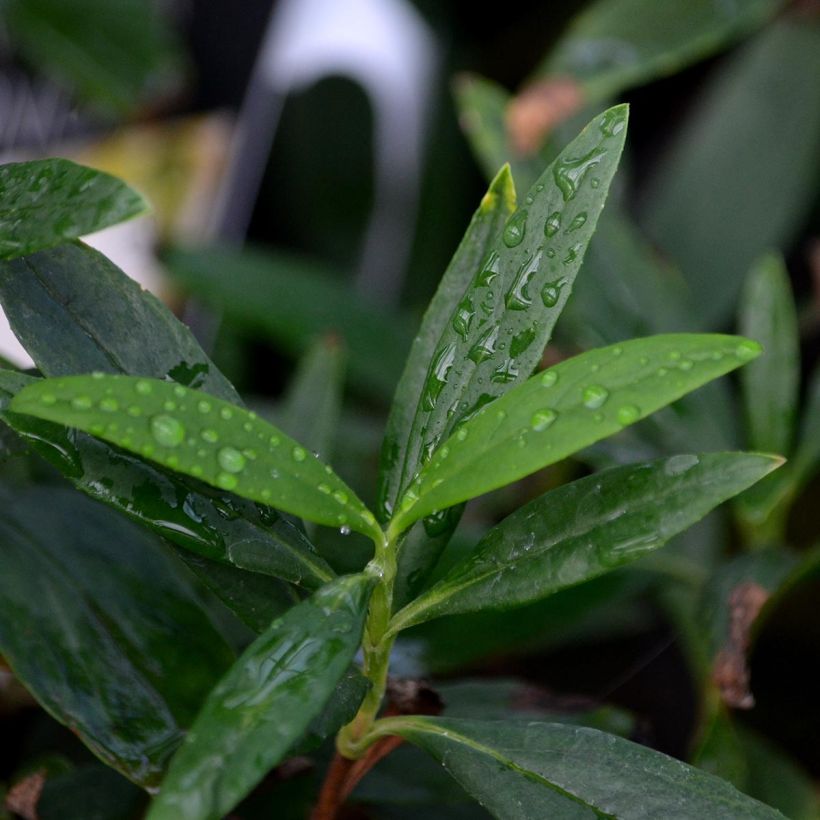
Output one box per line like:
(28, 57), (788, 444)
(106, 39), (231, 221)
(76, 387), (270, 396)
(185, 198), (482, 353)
(640, 19), (820, 326)
(5, 0), (183, 115)
(539, 0), (783, 103)
(381, 105), (629, 525)
(10, 374), (382, 542)
(0, 369), (333, 593)
(0, 486), (234, 788)
(38, 765), (147, 820)
(738, 253), (798, 455)
(164, 244), (415, 400)
(390, 452), (780, 632)
(0, 159), (148, 259)
(391, 334), (762, 534)
(147, 573), (374, 820)
(386, 717), (784, 818)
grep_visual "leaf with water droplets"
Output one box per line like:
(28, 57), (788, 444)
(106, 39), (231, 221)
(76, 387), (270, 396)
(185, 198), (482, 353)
(0, 159), (148, 259)
(390, 334), (762, 534)
(389, 452), (781, 632)
(386, 717), (784, 819)
(146, 573), (374, 820)
(10, 375), (382, 543)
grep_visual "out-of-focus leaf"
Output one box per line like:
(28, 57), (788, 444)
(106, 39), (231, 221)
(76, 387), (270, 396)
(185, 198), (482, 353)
(165, 244), (415, 400)
(147, 573), (373, 820)
(641, 19), (820, 327)
(38, 765), (146, 820)
(385, 717), (783, 818)
(391, 334), (761, 534)
(538, 0), (783, 102)
(0, 159), (148, 259)
(738, 253), (798, 455)
(11, 374), (381, 542)
(391, 453), (779, 632)
(0, 487), (234, 788)
(788, 360), (820, 490)
(4, 0), (183, 115)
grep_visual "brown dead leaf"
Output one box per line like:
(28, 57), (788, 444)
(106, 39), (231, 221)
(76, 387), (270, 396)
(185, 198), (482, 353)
(4, 770), (46, 820)
(506, 77), (584, 156)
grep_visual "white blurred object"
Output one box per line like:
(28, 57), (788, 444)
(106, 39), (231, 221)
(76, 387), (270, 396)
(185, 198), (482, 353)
(212, 0), (438, 305)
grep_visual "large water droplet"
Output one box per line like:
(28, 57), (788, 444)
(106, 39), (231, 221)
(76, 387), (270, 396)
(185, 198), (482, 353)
(544, 211), (561, 237)
(491, 359), (519, 384)
(452, 297), (475, 340)
(567, 212), (588, 232)
(292, 446), (307, 462)
(469, 325), (500, 364)
(600, 107), (627, 137)
(506, 250), (542, 310)
(510, 324), (537, 357)
(151, 414), (185, 447)
(218, 446), (246, 473)
(541, 370), (558, 387)
(582, 384), (609, 409)
(502, 209), (528, 247)
(475, 250), (501, 287)
(553, 147), (606, 201)
(423, 342), (456, 410)
(216, 472), (238, 490)
(617, 404), (640, 425)
(541, 277), (567, 307)
(531, 409), (557, 431)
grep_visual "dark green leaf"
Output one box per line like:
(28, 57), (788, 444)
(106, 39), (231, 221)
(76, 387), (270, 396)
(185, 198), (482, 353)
(0, 159), (148, 259)
(147, 573), (374, 820)
(165, 244), (415, 400)
(11, 374), (382, 542)
(38, 765), (147, 820)
(0, 487), (234, 788)
(641, 19), (820, 326)
(391, 334), (761, 534)
(391, 452), (780, 631)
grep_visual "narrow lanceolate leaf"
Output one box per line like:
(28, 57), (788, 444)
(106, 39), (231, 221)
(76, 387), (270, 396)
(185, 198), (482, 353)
(11, 375), (382, 542)
(381, 105), (629, 522)
(0, 159), (148, 259)
(386, 717), (784, 819)
(391, 334), (761, 534)
(738, 252), (798, 455)
(0, 487), (234, 788)
(390, 452), (781, 633)
(0, 369), (333, 593)
(147, 573), (374, 820)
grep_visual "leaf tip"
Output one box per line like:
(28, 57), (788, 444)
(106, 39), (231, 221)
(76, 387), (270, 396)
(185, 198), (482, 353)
(482, 164), (517, 215)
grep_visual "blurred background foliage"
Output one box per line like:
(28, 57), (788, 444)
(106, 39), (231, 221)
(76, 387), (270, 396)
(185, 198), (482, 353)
(2, 0), (820, 817)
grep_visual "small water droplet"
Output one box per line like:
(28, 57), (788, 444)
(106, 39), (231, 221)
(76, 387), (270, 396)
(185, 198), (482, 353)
(582, 384), (609, 409)
(679, 359), (693, 371)
(452, 297), (475, 340)
(423, 342), (457, 410)
(531, 409), (557, 431)
(216, 472), (238, 490)
(99, 397), (118, 412)
(127, 406), (142, 417)
(242, 448), (257, 460)
(333, 490), (348, 504)
(318, 483), (331, 494)
(469, 325), (500, 364)
(456, 427), (468, 441)
(553, 147), (606, 201)
(218, 446), (246, 473)
(563, 243), (582, 265)
(197, 400), (211, 414)
(544, 211), (561, 237)
(510, 324), (537, 357)
(657, 367), (669, 377)
(173, 385), (186, 398)
(151, 414), (185, 447)
(475, 250), (501, 287)
(491, 359), (519, 384)
(502, 209), (528, 247)
(269, 435), (280, 447)
(612, 346), (623, 357)
(163, 400), (176, 412)
(567, 212), (588, 232)
(135, 380), (152, 395)
(339, 525), (351, 536)
(600, 107), (627, 137)
(292, 446), (307, 462)
(617, 404), (640, 425)
(201, 428), (219, 443)
(70, 395), (92, 410)
(40, 393), (57, 405)
(220, 407), (233, 420)
(735, 340), (760, 360)
(243, 421), (253, 432)
(541, 277), (567, 307)
(506, 250), (542, 310)
(91, 371), (104, 380)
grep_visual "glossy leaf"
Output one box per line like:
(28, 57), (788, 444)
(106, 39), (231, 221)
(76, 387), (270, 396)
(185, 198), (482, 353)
(386, 717), (783, 818)
(0, 159), (148, 259)
(391, 334), (761, 534)
(738, 253), (798, 455)
(381, 105), (629, 525)
(165, 244), (415, 400)
(0, 486), (234, 788)
(11, 374), (382, 542)
(147, 573), (374, 820)
(5, 0), (183, 115)
(0, 369), (333, 593)
(641, 19), (820, 326)
(390, 452), (780, 632)
(539, 0), (783, 103)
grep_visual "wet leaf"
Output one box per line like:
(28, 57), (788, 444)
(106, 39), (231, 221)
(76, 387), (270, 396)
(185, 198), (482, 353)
(388, 717), (784, 818)
(146, 573), (373, 820)
(0, 159), (148, 259)
(390, 452), (780, 632)
(11, 374), (382, 542)
(0, 487), (234, 788)
(391, 334), (762, 534)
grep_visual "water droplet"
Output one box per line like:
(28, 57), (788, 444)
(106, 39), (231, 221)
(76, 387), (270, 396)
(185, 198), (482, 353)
(544, 211), (561, 237)
(141, 444), (154, 457)
(333, 490), (348, 504)
(475, 250), (501, 287)
(151, 414), (185, 447)
(679, 359), (693, 371)
(191, 465), (203, 477)
(218, 446), (246, 473)
(173, 385), (186, 398)
(135, 380), (152, 395)
(736, 340), (760, 360)
(243, 421), (253, 433)
(506, 250), (542, 310)
(197, 400), (211, 414)
(452, 297), (475, 340)
(339, 525), (351, 536)
(201, 428), (219, 443)
(639, 356), (649, 366)
(91, 371), (104, 380)
(456, 427), (468, 441)
(510, 324), (537, 357)
(216, 472), (238, 490)
(127, 406), (142, 417)
(269, 435), (280, 447)
(318, 483), (331, 494)
(563, 243), (582, 265)
(40, 393), (57, 405)
(617, 404), (640, 425)
(664, 454), (699, 476)
(541, 277), (567, 307)
(546, 248), (555, 258)
(423, 342), (456, 410)
(292, 446), (307, 462)
(242, 448), (257, 460)
(502, 209), (528, 247)
(495, 409), (507, 421)
(582, 384), (609, 409)
(220, 407), (233, 420)
(491, 359), (519, 384)
(439, 445), (450, 460)
(541, 370), (558, 387)
(600, 107), (627, 137)
(270, 468), (280, 479)
(553, 147), (606, 201)
(71, 395), (92, 410)
(261, 488), (272, 500)
(99, 397), (118, 412)
(612, 346), (623, 357)
(531, 409), (557, 431)
(163, 400), (176, 411)
(591, 177), (600, 188)
(469, 325), (500, 364)
(567, 212), (588, 232)
(657, 367), (669, 377)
